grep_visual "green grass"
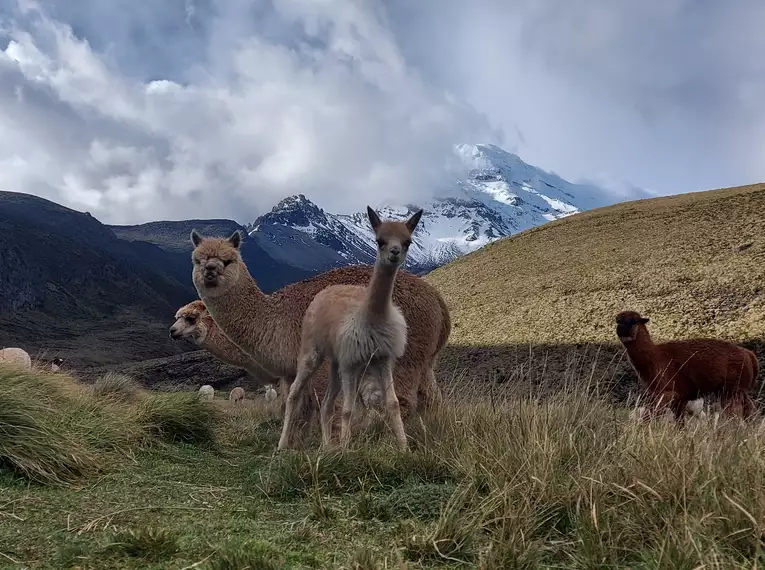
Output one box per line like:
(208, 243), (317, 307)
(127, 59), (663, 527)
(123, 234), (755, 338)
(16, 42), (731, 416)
(3, 363), (765, 568)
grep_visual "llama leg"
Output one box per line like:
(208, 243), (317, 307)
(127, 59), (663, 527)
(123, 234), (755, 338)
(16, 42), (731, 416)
(278, 350), (322, 450)
(421, 367), (442, 412)
(376, 359), (409, 452)
(339, 363), (364, 450)
(320, 360), (341, 449)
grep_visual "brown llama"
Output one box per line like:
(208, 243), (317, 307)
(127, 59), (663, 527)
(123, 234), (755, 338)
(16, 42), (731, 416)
(189, 224), (450, 447)
(279, 207), (422, 451)
(615, 310), (758, 421)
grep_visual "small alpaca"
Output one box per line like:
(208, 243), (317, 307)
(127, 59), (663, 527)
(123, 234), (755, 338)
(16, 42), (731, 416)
(198, 385), (215, 401)
(264, 384), (278, 402)
(278, 207), (423, 452)
(50, 357), (64, 372)
(229, 386), (245, 405)
(0, 347), (32, 370)
(615, 311), (758, 421)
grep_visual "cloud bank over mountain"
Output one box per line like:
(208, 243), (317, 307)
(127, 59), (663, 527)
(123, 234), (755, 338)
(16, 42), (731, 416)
(1, 0), (762, 224)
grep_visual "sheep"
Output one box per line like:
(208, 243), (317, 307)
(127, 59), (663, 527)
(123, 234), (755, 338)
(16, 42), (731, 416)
(264, 384), (278, 403)
(229, 386), (245, 405)
(0, 347), (32, 370)
(198, 384), (215, 401)
(615, 310), (758, 422)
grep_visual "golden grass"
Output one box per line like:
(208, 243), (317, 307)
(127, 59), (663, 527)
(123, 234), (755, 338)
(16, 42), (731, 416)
(426, 182), (765, 347)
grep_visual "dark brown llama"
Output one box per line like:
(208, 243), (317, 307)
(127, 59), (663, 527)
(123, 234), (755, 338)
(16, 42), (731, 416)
(615, 310), (758, 421)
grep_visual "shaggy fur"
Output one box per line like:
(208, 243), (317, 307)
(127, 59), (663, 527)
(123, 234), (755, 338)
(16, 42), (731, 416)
(0, 347), (32, 370)
(170, 300), (280, 386)
(229, 386), (245, 405)
(189, 230), (451, 446)
(198, 384), (215, 401)
(615, 310), (758, 420)
(279, 207), (422, 451)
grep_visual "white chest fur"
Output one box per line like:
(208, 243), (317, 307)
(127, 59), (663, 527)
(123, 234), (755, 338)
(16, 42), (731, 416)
(337, 304), (408, 364)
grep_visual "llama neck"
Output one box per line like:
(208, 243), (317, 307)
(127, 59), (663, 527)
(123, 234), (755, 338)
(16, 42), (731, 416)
(362, 261), (399, 317)
(199, 319), (238, 359)
(623, 330), (657, 388)
(200, 265), (290, 375)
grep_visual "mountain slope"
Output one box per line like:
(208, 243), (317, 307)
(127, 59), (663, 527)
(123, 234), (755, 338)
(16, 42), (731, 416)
(250, 144), (627, 273)
(112, 219), (313, 293)
(0, 191), (198, 365)
(425, 182), (765, 396)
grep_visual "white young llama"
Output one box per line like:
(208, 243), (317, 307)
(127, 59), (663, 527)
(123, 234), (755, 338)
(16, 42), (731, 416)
(278, 207), (423, 452)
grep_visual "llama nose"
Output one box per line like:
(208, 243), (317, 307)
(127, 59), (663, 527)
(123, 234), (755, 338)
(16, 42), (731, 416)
(204, 263), (217, 273)
(390, 246), (401, 257)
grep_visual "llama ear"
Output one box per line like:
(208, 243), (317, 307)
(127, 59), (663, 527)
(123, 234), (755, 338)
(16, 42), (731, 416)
(405, 209), (424, 233)
(366, 206), (382, 231)
(190, 229), (204, 247)
(639, 317), (650, 325)
(227, 230), (242, 249)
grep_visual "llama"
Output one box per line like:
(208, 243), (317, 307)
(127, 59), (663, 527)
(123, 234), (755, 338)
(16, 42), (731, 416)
(615, 310), (758, 421)
(170, 300), (280, 386)
(198, 385), (215, 401)
(229, 386), (245, 405)
(189, 224), (450, 447)
(50, 357), (64, 372)
(0, 347), (32, 370)
(170, 300), (372, 417)
(279, 207), (422, 452)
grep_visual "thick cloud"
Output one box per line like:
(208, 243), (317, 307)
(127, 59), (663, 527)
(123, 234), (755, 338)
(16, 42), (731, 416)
(1, 0), (762, 224)
(0, 0), (497, 223)
(390, 0), (765, 197)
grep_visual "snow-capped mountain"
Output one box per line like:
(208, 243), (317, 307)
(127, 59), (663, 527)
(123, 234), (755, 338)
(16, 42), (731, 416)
(248, 143), (618, 274)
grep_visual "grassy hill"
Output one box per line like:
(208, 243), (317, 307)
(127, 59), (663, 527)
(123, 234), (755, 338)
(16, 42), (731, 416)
(426, 183), (765, 398)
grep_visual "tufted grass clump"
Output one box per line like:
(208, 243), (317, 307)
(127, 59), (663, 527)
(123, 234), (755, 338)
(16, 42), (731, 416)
(90, 372), (144, 402)
(0, 364), (135, 485)
(0, 364), (220, 487)
(136, 392), (219, 446)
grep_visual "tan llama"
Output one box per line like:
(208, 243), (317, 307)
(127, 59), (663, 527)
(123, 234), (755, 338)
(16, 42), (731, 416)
(189, 222), (450, 448)
(171, 299), (375, 419)
(170, 300), (281, 387)
(279, 207), (422, 452)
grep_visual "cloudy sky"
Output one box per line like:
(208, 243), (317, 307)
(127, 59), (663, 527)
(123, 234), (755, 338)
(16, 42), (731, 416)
(1, 0), (763, 224)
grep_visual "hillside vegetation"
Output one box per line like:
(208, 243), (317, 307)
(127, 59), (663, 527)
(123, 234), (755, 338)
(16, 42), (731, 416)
(427, 182), (765, 346)
(5, 365), (765, 569)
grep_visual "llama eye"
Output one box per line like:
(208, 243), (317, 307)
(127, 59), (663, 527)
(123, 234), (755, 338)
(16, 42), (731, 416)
(193, 258), (201, 265)
(186, 316), (197, 323)
(222, 259), (232, 267)
(403, 239), (411, 248)
(376, 239), (385, 248)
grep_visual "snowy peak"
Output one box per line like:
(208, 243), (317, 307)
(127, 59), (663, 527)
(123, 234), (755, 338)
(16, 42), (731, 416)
(248, 143), (622, 275)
